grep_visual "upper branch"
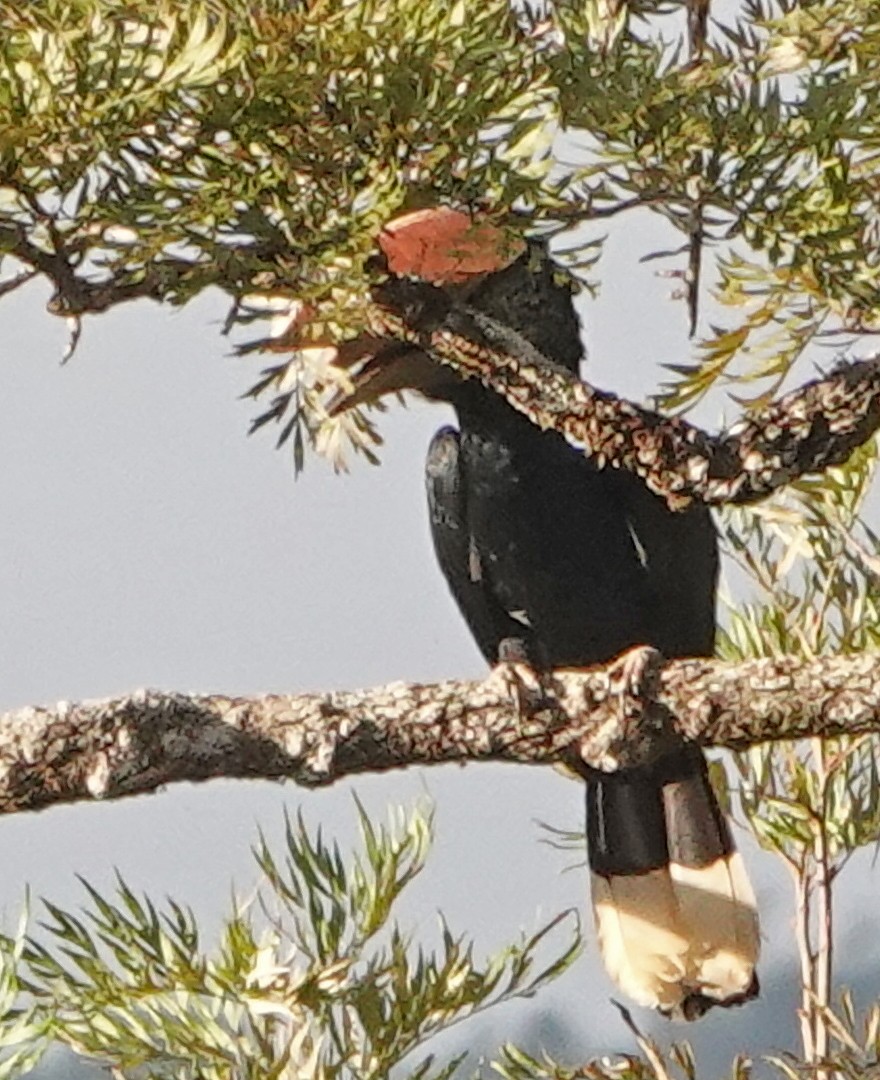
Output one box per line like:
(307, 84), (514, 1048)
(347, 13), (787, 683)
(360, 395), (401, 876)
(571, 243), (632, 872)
(365, 278), (880, 510)
(3, 648), (879, 816)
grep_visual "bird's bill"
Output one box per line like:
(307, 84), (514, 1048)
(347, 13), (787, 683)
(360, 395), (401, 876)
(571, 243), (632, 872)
(326, 341), (455, 416)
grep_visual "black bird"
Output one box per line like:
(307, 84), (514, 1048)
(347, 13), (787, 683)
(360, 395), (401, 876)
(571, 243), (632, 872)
(335, 247), (760, 1018)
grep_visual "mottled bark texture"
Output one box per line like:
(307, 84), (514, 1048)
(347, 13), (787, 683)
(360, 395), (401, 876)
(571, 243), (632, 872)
(3, 648), (880, 816)
(363, 273), (880, 511)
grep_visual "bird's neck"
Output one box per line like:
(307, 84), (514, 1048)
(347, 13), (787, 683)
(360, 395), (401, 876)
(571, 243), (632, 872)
(449, 379), (554, 452)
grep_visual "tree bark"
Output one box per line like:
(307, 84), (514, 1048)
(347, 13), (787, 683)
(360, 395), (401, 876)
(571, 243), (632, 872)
(367, 276), (880, 511)
(3, 647), (880, 816)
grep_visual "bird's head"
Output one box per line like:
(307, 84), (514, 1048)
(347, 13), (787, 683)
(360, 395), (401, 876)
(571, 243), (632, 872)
(326, 208), (583, 419)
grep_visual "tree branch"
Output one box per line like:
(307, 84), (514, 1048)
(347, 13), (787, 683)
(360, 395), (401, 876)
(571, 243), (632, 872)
(365, 278), (880, 510)
(3, 648), (880, 816)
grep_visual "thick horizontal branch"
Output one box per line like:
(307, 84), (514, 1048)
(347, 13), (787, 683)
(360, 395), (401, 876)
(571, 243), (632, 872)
(368, 280), (880, 510)
(2, 648), (880, 816)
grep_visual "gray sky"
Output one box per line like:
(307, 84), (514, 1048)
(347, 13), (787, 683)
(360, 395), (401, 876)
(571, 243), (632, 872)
(3, 208), (879, 1078)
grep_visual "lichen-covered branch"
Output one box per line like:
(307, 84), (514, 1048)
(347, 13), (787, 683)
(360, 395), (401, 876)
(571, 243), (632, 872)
(365, 278), (880, 510)
(3, 648), (880, 817)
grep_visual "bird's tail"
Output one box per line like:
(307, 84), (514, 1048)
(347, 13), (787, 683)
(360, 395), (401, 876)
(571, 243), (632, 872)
(587, 744), (760, 1020)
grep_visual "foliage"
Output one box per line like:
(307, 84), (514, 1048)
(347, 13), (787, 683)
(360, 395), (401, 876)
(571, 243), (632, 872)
(3, 1), (880, 459)
(4, 0), (880, 1078)
(0, 801), (579, 1079)
(0, 910), (51, 1080)
(714, 430), (880, 1074)
(490, 1028), (753, 1080)
(0, 0), (554, 314)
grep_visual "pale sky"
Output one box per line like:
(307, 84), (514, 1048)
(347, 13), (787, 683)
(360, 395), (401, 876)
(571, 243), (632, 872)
(3, 208), (880, 1079)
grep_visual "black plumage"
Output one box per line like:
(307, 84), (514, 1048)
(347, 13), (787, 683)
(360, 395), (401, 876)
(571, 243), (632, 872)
(327, 239), (760, 1017)
(422, 254), (760, 1019)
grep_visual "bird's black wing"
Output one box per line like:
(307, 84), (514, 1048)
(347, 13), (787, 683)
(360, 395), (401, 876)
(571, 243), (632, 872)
(425, 425), (539, 665)
(617, 474), (719, 658)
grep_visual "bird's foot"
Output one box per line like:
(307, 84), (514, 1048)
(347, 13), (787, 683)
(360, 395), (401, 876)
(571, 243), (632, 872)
(606, 644), (664, 721)
(483, 637), (545, 719)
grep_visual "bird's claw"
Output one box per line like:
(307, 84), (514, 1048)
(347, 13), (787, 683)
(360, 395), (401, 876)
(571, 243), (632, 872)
(483, 637), (545, 718)
(606, 644), (664, 719)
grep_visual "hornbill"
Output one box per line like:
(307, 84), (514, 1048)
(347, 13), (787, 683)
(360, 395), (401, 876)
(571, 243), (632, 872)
(332, 239), (760, 1020)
